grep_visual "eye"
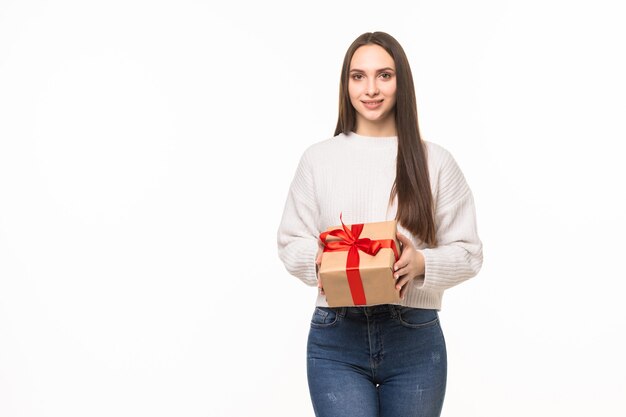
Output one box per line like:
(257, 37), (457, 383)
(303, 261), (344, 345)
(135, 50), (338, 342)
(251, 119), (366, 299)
(379, 72), (393, 80)
(351, 73), (364, 80)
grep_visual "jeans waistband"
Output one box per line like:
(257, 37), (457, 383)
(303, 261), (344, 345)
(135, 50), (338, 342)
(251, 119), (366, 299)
(332, 304), (402, 318)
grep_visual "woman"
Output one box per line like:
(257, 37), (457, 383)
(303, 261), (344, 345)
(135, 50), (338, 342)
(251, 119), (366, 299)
(277, 31), (482, 417)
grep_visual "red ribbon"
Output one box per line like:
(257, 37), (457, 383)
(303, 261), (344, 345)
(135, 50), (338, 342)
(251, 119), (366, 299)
(319, 214), (399, 305)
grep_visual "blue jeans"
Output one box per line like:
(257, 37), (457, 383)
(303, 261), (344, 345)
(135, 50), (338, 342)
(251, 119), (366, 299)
(307, 305), (447, 417)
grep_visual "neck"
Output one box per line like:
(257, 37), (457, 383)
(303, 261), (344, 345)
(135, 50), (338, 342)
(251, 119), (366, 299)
(354, 115), (397, 137)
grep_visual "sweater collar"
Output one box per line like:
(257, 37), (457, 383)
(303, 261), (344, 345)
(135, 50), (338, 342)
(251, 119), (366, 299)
(341, 131), (398, 148)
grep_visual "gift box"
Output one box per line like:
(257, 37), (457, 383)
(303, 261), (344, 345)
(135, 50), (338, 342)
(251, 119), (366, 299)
(318, 216), (402, 307)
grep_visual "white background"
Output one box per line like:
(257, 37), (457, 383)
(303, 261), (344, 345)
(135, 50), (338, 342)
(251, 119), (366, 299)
(1, 0), (625, 416)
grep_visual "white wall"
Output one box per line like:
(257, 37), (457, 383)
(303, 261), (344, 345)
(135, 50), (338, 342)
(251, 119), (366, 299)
(1, 0), (624, 416)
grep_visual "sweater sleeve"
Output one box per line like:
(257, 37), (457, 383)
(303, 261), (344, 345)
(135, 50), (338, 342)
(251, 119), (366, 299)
(277, 151), (320, 287)
(415, 149), (483, 292)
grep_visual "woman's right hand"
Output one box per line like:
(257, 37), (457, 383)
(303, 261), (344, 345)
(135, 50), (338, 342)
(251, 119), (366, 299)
(315, 247), (324, 295)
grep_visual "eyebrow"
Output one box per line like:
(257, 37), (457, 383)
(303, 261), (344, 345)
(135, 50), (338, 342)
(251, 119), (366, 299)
(350, 67), (396, 73)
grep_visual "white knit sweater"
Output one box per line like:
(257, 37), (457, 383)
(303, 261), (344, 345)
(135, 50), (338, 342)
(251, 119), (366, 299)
(277, 131), (483, 310)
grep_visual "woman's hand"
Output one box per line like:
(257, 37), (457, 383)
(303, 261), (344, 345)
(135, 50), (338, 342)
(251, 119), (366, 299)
(315, 246), (324, 295)
(393, 232), (425, 299)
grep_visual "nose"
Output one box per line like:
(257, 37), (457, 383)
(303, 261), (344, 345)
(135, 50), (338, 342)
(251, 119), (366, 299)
(366, 79), (379, 96)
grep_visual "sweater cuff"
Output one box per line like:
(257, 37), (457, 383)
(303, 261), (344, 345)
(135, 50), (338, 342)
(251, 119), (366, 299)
(413, 248), (454, 292)
(412, 249), (426, 289)
(302, 244), (320, 286)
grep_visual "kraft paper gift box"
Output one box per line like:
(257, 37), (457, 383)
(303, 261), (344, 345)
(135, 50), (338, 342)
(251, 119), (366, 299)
(318, 217), (402, 307)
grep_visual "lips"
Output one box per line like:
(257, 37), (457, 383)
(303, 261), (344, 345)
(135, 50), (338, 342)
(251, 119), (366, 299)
(361, 99), (383, 110)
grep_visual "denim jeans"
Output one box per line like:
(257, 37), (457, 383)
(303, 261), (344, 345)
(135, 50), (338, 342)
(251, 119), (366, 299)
(307, 305), (447, 417)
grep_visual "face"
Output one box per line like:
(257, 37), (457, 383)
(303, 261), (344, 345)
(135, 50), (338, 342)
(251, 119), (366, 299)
(348, 44), (397, 133)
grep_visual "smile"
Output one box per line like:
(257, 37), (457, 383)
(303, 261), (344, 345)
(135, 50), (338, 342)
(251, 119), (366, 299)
(361, 100), (383, 109)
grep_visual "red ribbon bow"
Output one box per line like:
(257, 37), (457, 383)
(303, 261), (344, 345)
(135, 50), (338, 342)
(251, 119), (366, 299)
(319, 214), (399, 305)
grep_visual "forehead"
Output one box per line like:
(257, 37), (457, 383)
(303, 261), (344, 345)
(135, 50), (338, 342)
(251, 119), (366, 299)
(350, 44), (395, 70)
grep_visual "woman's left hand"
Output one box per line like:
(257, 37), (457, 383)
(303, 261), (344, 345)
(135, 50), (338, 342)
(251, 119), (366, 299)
(393, 232), (426, 299)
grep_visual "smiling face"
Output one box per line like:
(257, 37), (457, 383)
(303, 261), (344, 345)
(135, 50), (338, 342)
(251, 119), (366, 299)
(348, 44), (398, 136)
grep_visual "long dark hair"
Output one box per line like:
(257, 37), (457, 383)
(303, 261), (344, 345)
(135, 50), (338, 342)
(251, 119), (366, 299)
(335, 32), (437, 246)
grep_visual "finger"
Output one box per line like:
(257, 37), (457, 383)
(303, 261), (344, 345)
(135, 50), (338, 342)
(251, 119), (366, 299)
(394, 251), (413, 273)
(395, 275), (413, 292)
(393, 251), (410, 271)
(393, 259), (407, 274)
(394, 243), (415, 267)
(395, 275), (408, 290)
(393, 265), (411, 280)
(399, 281), (409, 299)
(317, 277), (325, 295)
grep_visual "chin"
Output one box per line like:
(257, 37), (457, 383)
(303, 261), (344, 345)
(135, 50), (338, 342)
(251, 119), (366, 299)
(360, 111), (389, 122)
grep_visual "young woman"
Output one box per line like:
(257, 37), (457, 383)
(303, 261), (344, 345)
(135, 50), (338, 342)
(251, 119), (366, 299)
(277, 31), (483, 417)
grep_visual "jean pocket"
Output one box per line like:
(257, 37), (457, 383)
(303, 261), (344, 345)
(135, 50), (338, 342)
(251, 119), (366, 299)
(310, 307), (340, 328)
(396, 307), (439, 329)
